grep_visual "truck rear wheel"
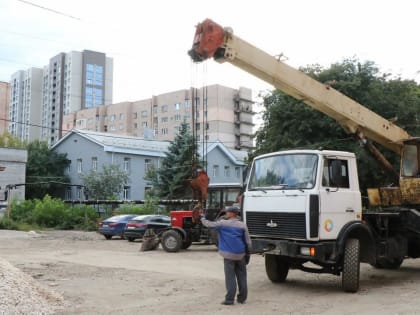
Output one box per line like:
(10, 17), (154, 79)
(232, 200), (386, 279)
(161, 230), (182, 252)
(265, 254), (289, 283)
(342, 238), (360, 293)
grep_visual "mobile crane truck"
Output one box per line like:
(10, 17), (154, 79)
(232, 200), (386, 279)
(188, 19), (420, 292)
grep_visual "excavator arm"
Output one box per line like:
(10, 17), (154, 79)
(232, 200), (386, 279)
(188, 19), (410, 156)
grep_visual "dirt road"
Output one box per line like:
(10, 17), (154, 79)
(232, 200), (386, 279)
(1, 230), (420, 314)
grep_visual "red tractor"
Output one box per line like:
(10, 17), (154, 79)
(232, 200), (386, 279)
(160, 184), (242, 252)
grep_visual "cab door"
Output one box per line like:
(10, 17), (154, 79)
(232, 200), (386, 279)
(318, 158), (361, 240)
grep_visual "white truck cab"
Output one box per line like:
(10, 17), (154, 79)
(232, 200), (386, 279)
(243, 149), (362, 242)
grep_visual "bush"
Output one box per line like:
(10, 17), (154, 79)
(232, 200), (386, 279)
(116, 196), (163, 215)
(33, 195), (68, 228)
(9, 196), (111, 230)
(9, 199), (35, 223)
(60, 205), (98, 230)
(0, 217), (19, 230)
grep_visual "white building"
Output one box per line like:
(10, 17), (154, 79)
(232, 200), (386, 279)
(9, 50), (113, 145)
(9, 68), (43, 142)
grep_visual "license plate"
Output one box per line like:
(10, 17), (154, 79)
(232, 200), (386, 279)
(127, 226), (135, 229)
(102, 224), (108, 227)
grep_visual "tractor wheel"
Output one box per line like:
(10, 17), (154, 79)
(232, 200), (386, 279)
(181, 238), (192, 249)
(161, 230), (183, 252)
(342, 238), (360, 293)
(265, 254), (289, 283)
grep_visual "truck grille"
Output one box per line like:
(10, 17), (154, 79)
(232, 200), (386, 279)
(246, 211), (306, 239)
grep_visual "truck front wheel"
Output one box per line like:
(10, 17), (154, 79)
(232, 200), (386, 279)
(161, 230), (182, 252)
(265, 254), (289, 283)
(342, 238), (360, 293)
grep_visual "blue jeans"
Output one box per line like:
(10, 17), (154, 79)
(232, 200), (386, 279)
(223, 258), (247, 303)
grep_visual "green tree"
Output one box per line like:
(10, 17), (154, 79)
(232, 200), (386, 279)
(81, 164), (129, 200)
(26, 140), (70, 199)
(146, 122), (201, 199)
(0, 132), (26, 148)
(252, 58), (420, 193)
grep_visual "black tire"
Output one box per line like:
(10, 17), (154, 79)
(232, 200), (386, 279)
(342, 238), (360, 293)
(161, 230), (183, 252)
(265, 254), (289, 283)
(126, 237), (135, 242)
(104, 235), (112, 240)
(181, 239), (192, 249)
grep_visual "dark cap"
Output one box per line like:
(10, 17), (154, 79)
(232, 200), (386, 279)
(225, 206), (239, 213)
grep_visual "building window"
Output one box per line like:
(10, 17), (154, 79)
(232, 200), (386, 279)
(174, 114), (181, 121)
(85, 64), (103, 86)
(134, 123), (138, 129)
(67, 161), (72, 175)
(123, 186), (130, 200)
(235, 167), (240, 178)
(161, 105), (168, 113)
(185, 99), (190, 108)
(77, 159), (83, 173)
(133, 112), (138, 119)
(153, 105), (158, 114)
(212, 165), (219, 177)
(66, 187), (72, 200)
(141, 111), (147, 118)
(161, 117), (168, 123)
(142, 122), (148, 127)
(91, 157), (97, 171)
(76, 186), (82, 199)
(123, 158), (130, 172)
(174, 103), (180, 110)
(145, 158), (153, 172)
(161, 128), (168, 135)
(120, 113), (125, 120)
(224, 166), (230, 177)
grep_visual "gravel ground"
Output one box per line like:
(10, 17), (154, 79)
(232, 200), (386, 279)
(0, 231), (66, 315)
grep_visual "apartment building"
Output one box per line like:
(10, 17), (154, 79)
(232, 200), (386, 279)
(9, 50), (113, 145)
(9, 68), (43, 142)
(63, 84), (254, 150)
(0, 81), (10, 134)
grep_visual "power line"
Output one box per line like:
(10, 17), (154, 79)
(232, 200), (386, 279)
(16, 0), (82, 21)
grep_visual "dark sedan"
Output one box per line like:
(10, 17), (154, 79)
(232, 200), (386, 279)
(98, 214), (137, 240)
(124, 214), (171, 241)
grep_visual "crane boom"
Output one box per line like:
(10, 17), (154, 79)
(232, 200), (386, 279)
(188, 19), (410, 155)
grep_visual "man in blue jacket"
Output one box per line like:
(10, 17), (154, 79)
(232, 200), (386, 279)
(201, 206), (252, 305)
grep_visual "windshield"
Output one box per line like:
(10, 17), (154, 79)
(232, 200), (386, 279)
(248, 153), (318, 190)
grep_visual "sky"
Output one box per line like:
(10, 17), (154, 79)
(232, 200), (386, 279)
(1, 0), (420, 112)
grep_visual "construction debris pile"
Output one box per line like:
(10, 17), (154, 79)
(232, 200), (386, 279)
(0, 257), (65, 314)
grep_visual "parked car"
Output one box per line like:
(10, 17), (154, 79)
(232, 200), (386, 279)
(98, 214), (137, 240)
(124, 214), (171, 241)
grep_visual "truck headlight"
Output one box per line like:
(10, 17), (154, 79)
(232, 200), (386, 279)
(300, 246), (316, 257)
